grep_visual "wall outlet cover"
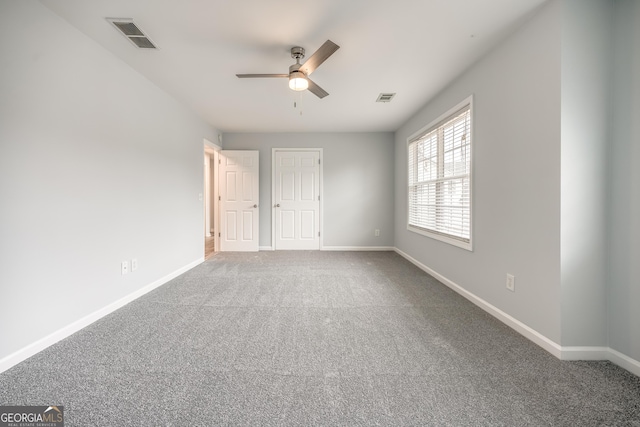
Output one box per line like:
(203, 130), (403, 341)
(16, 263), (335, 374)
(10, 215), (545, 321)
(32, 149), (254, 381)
(506, 274), (515, 292)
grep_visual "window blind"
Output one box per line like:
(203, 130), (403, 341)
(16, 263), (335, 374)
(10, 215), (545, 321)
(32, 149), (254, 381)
(408, 104), (471, 244)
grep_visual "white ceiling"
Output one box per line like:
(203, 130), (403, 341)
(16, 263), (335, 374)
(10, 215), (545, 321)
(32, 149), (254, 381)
(40, 0), (547, 133)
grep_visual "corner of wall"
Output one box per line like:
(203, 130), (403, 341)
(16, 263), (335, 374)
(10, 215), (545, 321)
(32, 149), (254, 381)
(559, 0), (612, 348)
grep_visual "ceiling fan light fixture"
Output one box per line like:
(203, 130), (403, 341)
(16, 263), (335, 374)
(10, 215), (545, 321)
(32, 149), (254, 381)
(289, 71), (309, 91)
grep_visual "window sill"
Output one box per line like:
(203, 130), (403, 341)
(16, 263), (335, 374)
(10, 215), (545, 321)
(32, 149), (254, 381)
(407, 225), (473, 251)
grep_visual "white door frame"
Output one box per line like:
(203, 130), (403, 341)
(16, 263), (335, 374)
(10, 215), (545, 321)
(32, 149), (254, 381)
(204, 153), (211, 237)
(271, 148), (323, 250)
(212, 150), (220, 252)
(204, 138), (221, 253)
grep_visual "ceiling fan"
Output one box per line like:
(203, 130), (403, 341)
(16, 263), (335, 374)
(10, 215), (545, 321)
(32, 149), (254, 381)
(236, 40), (340, 99)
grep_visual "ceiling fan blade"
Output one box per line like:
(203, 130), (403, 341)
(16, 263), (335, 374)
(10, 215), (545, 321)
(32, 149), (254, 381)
(236, 74), (288, 78)
(300, 40), (340, 76)
(307, 78), (329, 99)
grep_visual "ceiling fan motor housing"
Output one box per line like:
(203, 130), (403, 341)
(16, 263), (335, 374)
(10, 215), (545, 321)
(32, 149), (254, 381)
(291, 46), (305, 60)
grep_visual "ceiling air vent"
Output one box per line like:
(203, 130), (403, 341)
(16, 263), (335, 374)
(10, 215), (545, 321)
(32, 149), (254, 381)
(376, 93), (396, 103)
(107, 18), (157, 49)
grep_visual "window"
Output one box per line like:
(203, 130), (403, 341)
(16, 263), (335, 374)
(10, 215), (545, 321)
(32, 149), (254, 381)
(407, 98), (472, 250)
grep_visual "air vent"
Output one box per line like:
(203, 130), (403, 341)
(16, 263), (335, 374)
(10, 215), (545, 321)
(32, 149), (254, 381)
(107, 18), (157, 49)
(376, 93), (396, 103)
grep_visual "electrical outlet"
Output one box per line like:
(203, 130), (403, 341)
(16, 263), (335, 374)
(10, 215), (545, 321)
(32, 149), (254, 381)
(506, 274), (515, 292)
(374, 229), (380, 237)
(121, 261), (129, 275)
(131, 258), (138, 272)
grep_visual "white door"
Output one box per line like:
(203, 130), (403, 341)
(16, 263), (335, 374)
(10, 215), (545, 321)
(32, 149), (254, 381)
(219, 150), (259, 252)
(274, 150), (320, 250)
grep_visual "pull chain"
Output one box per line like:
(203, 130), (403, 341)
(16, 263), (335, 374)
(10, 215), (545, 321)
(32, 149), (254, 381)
(293, 91), (303, 116)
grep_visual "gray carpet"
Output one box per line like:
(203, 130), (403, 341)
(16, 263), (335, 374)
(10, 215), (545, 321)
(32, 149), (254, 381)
(1, 251), (639, 426)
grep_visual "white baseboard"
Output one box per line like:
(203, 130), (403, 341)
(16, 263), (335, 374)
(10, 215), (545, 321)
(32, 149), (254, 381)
(560, 346), (640, 376)
(322, 246), (395, 251)
(0, 257), (204, 374)
(560, 346), (610, 361)
(605, 348), (640, 377)
(260, 246), (394, 251)
(394, 248), (562, 358)
(394, 247), (640, 377)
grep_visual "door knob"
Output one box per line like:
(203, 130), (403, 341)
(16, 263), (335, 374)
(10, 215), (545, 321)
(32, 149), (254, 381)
(253, 204), (258, 208)
(275, 204), (280, 207)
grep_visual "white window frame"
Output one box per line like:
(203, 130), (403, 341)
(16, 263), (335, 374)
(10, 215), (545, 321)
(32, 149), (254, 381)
(407, 95), (473, 251)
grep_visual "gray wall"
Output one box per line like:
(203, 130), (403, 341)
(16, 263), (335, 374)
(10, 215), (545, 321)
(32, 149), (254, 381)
(394, 0), (640, 368)
(609, 0), (640, 362)
(222, 133), (394, 249)
(0, 1), (217, 360)
(394, 0), (563, 342)
(560, 0), (611, 347)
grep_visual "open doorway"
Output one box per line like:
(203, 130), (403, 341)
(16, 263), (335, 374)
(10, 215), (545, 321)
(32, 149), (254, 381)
(204, 138), (221, 259)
